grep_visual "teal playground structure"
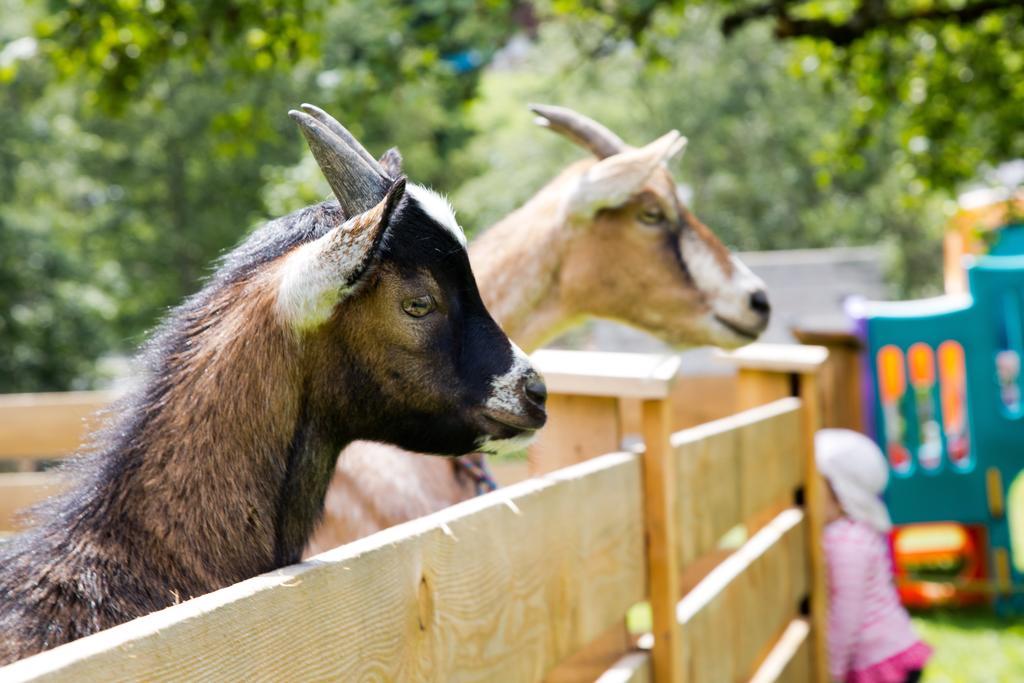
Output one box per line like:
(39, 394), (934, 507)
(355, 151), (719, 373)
(850, 211), (1024, 613)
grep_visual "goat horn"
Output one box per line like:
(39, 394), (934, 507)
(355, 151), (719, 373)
(289, 109), (390, 215)
(299, 103), (391, 180)
(528, 104), (627, 160)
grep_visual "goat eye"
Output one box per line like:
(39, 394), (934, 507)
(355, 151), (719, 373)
(402, 295), (435, 318)
(638, 208), (665, 226)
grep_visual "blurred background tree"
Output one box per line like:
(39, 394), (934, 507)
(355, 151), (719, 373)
(0, 0), (1020, 390)
(554, 0), (1024, 191)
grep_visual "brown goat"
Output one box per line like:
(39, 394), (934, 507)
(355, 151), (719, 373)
(0, 105), (547, 664)
(305, 105), (770, 554)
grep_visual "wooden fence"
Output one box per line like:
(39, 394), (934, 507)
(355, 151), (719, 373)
(0, 344), (828, 682)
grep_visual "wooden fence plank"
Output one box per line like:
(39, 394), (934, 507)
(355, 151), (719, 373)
(544, 623), (633, 683)
(673, 422), (740, 571)
(791, 328), (864, 431)
(717, 344), (830, 375)
(672, 399), (803, 569)
(0, 391), (116, 460)
(720, 344), (829, 682)
(528, 351), (685, 475)
(0, 472), (66, 531)
(677, 508), (807, 683)
(489, 459), (530, 487)
(593, 652), (651, 683)
(739, 403), (802, 524)
(2, 452), (647, 683)
(749, 618), (811, 683)
(529, 395), (621, 476)
(736, 369), (791, 412)
(669, 374), (737, 431)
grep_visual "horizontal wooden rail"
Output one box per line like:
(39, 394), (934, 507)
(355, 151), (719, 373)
(672, 398), (802, 569)
(0, 391), (117, 460)
(0, 472), (67, 531)
(677, 508), (807, 682)
(3, 453), (646, 683)
(595, 652), (652, 683)
(532, 350), (681, 400)
(749, 618), (811, 683)
(0, 349), (682, 530)
(715, 343), (829, 375)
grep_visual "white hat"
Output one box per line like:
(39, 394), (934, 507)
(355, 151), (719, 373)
(815, 429), (893, 533)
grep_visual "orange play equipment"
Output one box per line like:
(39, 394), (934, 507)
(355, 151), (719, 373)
(893, 523), (988, 608)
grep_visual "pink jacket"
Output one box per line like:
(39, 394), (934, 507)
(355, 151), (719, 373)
(824, 518), (932, 682)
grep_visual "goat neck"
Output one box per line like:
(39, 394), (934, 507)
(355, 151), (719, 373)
(469, 162), (592, 352)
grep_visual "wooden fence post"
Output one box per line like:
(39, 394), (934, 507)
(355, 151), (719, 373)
(528, 394), (621, 476)
(642, 396), (683, 683)
(736, 368), (791, 411)
(798, 370), (829, 683)
(526, 349), (681, 478)
(718, 344), (831, 683)
(520, 350), (686, 680)
(792, 327), (865, 431)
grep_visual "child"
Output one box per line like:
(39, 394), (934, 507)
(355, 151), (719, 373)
(816, 429), (933, 683)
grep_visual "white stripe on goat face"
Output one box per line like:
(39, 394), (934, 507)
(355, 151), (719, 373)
(407, 183), (467, 247)
(678, 230), (766, 331)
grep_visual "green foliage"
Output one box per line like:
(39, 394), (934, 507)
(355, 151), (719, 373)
(0, 52), (116, 391)
(545, 0), (1024, 193)
(29, 0), (323, 108)
(788, 13), (1024, 191)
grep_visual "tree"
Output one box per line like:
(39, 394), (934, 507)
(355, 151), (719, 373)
(0, 27), (115, 391)
(548, 0), (1024, 192)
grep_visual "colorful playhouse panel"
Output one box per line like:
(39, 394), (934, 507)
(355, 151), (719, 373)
(851, 253), (1024, 612)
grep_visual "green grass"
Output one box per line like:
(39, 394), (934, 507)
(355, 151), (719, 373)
(913, 609), (1024, 682)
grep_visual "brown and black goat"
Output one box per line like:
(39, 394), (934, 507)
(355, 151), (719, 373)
(0, 105), (546, 665)
(305, 105), (771, 554)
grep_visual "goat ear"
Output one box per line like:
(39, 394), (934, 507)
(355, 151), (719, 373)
(567, 131), (687, 217)
(378, 147), (403, 178)
(277, 178), (406, 328)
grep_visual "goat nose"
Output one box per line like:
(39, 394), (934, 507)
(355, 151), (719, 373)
(524, 373), (548, 407)
(749, 289), (771, 316)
